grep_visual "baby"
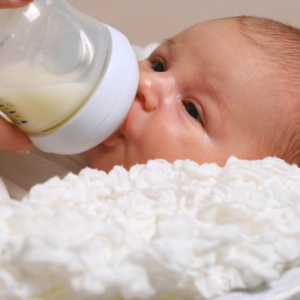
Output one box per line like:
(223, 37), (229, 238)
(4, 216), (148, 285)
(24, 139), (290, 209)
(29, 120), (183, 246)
(1, 0), (300, 174)
(87, 16), (300, 172)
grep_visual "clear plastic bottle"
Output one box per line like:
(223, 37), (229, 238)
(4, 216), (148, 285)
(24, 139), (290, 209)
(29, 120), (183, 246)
(0, 0), (139, 154)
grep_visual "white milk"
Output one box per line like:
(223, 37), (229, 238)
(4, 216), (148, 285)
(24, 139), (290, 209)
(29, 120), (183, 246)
(0, 62), (90, 133)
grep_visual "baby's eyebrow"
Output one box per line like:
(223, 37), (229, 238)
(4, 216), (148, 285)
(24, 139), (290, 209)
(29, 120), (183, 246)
(160, 38), (176, 46)
(165, 38), (175, 45)
(162, 38), (223, 109)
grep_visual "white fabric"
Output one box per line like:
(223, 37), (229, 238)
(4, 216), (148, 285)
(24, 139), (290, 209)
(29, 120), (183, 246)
(0, 157), (300, 300)
(0, 176), (10, 201)
(132, 43), (160, 59)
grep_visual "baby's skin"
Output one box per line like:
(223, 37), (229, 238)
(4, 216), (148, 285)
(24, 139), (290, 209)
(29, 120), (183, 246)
(88, 18), (293, 172)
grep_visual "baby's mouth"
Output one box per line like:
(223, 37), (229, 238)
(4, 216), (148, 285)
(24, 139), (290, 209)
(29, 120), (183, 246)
(101, 129), (125, 147)
(101, 101), (134, 147)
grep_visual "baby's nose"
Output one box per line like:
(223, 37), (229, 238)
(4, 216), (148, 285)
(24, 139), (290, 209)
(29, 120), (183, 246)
(137, 65), (160, 111)
(137, 60), (179, 111)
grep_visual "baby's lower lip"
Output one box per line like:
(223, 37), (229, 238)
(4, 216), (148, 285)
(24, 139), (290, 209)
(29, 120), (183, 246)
(101, 130), (124, 147)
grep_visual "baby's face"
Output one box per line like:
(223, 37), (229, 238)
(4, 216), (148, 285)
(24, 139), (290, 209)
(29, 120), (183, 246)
(88, 19), (287, 172)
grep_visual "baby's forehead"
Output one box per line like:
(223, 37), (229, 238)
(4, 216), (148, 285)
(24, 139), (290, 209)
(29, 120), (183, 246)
(174, 18), (243, 45)
(174, 18), (249, 55)
(194, 18), (238, 32)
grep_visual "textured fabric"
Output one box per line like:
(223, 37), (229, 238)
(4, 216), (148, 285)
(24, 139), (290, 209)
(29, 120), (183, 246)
(1, 157), (300, 299)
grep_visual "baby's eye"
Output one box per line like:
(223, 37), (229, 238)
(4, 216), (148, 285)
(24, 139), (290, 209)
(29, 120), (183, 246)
(183, 102), (203, 124)
(151, 61), (165, 72)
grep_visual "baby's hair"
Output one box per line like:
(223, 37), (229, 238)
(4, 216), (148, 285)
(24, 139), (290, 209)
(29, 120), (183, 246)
(234, 16), (300, 166)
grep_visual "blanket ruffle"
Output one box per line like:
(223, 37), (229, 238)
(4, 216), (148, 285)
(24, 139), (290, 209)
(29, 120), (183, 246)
(1, 157), (300, 299)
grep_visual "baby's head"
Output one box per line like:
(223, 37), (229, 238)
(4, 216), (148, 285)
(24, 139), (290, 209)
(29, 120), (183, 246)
(88, 16), (300, 172)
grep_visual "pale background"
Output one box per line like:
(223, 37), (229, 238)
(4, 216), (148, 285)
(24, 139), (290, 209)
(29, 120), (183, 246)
(67, 0), (300, 46)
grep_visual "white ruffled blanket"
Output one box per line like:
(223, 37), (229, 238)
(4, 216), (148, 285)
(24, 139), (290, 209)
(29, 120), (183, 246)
(1, 157), (300, 300)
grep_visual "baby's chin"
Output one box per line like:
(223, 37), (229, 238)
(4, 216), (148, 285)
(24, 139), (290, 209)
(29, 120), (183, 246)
(86, 143), (128, 172)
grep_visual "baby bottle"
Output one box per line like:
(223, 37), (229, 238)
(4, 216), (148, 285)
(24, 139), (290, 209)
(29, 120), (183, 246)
(0, 0), (138, 154)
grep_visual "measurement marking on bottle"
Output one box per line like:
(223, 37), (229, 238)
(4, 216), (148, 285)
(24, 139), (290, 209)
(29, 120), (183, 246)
(0, 99), (27, 124)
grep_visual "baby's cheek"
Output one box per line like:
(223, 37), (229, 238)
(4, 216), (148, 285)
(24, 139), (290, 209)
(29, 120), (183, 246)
(86, 147), (103, 168)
